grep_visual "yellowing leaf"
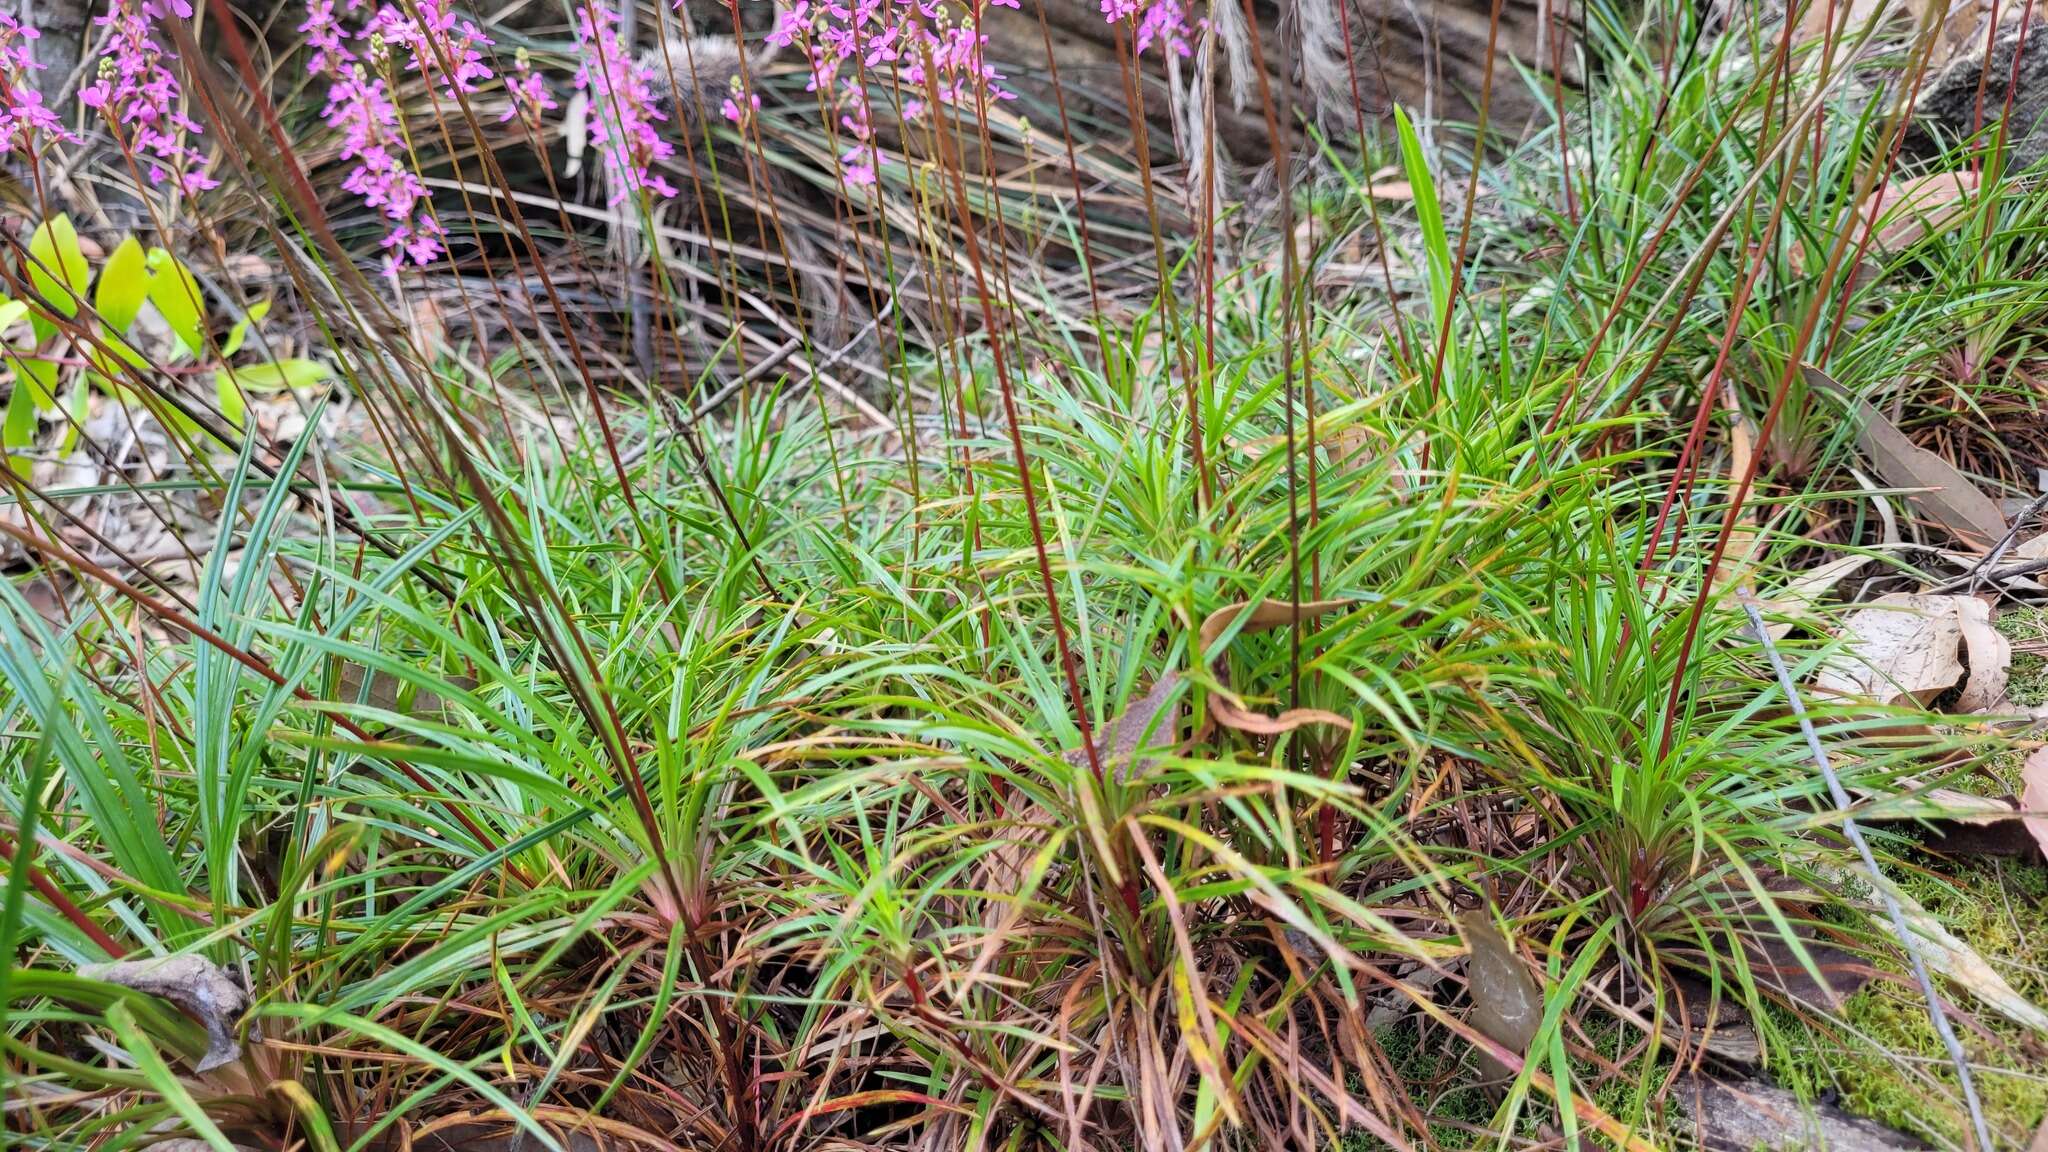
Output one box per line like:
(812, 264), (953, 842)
(146, 248), (207, 358)
(216, 358), (330, 428)
(95, 236), (150, 334)
(26, 215), (89, 319)
(215, 371), (246, 428)
(218, 358), (330, 393)
(221, 299), (271, 359)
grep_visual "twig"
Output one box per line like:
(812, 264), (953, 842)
(1965, 490), (2048, 595)
(1740, 598), (1993, 1152)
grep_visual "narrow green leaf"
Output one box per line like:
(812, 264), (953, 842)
(1394, 105), (1456, 381)
(104, 1001), (238, 1152)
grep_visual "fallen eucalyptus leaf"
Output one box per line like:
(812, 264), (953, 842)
(1803, 367), (2006, 550)
(1761, 553), (1880, 641)
(1956, 597), (2011, 712)
(1456, 910), (1541, 1081)
(2022, 748), (2048, 866)
(1742, 927), (1874, 1010)
(79, 954), (247, 1073)
(1877, 885), (2048, 1037)
(1814, 593), (2007, 711)
(1865, 171), (1981, 254)
(1063, 672), (1182, 782)
(1857, 786), (2042, 855)
(336, 663), (477, 722)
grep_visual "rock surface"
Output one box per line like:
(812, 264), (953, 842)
(1680, 1077), (1932, 1152)
(1917, 13), (2048, 167)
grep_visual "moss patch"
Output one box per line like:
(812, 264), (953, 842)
(1996, 606), (2048, 709)
(1770, 859), (2048, 1147)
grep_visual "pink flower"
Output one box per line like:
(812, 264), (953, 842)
(0, 14), (72, 154)
(500, 47), (555, 125)
(573, 5), (677, 206)
(720, 88), (760, 127)
(770, 0), (1013, 188)
(1101, 0), (1197, 57)
(301, 0), (443, 271)
(78, 0), (216, 193)
(368, 0), (493, 97)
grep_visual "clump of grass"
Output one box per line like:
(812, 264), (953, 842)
(2, 0), (2047, 1149)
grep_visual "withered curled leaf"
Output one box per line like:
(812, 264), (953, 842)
(1196, 598), (1356, 737)
(80, 954), (248, 1073)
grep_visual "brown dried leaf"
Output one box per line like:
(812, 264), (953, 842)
(1865, 171), (1981, 254)
(1955, 597), (2010, 712)
(1063, 671), (1182, 782)
(1803, 367), (2007, 550)
(1762, 553), (1878, 640)
(1456, 911), (1542, 1081)
(1742, 928), (1874, 1011)
(2022, 748), (2048, 866)
(1813, 593), (2007, 711)
(79, 954), (247, 1072)
(1196, 599), (1356, 737)
(1714, 396), (1766, 594)
(336, 663), (477, 721)
(1815, 593), (1965, 705)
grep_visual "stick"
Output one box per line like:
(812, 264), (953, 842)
(1740, 598), (1992, 1152)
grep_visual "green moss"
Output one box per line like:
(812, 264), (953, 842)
(1344, 1009), (1684, 1149)
(1769, 859), (2048, 1146)
(1995, 607), (2048, 708)
(1346, 852), (2046, 1148)
(1341, 1018), (1509, 1150)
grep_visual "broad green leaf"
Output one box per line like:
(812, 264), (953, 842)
(87, 334), (149, 379)
(145, 248), (206, 358)
(58, 384), (88, 456)
(4, 379), (37, 451)
(218, 358), (330, 393)
(17, 356), (59, 411)
(26, 215), (89, 319)
(94, 236), (149, 333)
(220, 299), (271, 358)
(215, 371), (246, 428)
(0, 299), (27, 333)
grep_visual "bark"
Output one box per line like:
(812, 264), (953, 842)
(20, 0), (92, 124)
(1917, 15), (2048, 169)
